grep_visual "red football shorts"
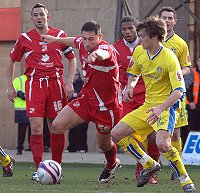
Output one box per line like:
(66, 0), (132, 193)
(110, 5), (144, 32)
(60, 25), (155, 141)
(25, 77), (67, 118)
(68, 94), (122, 134)
(122, 92), (145, 118)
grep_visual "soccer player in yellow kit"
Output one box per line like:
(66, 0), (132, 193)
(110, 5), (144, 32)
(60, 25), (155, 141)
(161, 6), (190, 180)
(143, 6), (191, 182)
(111, 16), (196, 192)
(0, 146), (15, 177)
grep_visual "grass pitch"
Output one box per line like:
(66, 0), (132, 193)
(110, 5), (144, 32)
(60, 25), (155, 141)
(0, 163), (199, 193)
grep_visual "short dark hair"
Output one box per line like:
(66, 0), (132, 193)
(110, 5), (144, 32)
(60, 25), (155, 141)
(31, 3), (49, 15)
(136, 16), (167, 42)
(120, 16), (138, 26)
(158, 6), (177, 19)
(81, 20), (101, 35)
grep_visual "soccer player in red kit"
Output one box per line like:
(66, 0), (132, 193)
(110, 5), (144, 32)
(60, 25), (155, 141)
(112, 16), (145, 118)
(42, 20), (122, 183)
(7, 3), (77, 181)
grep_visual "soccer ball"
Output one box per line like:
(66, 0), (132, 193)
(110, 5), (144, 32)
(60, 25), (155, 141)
(37, 160), (62, 185)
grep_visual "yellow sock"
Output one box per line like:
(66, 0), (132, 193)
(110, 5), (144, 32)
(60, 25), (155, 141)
(171, 138), (182, 155)
(0, 146), (11, 166)
(117, 136), (154, 169)
(163, 146), (193, 186)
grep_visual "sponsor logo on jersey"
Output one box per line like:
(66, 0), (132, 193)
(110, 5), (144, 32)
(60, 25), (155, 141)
(41, 54), (50, 62)
(99, 45), (108, 50)
(39, 54), (53, 67)
(39, 62), (54, 67)
(144, 74), (158, 80)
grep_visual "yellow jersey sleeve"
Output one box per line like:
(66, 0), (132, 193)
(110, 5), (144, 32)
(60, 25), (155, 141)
(178, 40), (191, 68)
(168, 52), (186, 92)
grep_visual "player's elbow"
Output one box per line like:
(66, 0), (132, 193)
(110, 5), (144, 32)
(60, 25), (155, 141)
(177, 90), (184, 99)
(173, 89), (184, 100)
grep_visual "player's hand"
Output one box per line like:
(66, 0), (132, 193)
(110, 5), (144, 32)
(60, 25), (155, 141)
(41, 35), (57, 43)
(146, 106), (162, 125)
(189, 102), (196, 110)
(65, 81), (74, 99)
(123, 88), (133, 103)
(87, 51), (98, 63)
(7, 86), (16, 102)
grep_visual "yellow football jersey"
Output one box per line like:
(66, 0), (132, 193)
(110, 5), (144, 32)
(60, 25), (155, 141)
(162, 32), (191, 68)
(127, 45), (185, 105)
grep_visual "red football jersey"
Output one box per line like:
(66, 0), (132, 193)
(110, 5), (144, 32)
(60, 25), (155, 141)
(74, 36), (122, 110)
(112, 38), (145, 95)
(10, 27), (75, 78)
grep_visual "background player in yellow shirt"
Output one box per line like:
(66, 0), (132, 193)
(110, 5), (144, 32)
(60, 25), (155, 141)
(111, 16), (196, 192)
(161, 6), (191, 181)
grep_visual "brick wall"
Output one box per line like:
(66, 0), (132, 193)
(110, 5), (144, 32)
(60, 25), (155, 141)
(0, 0), (21, 149)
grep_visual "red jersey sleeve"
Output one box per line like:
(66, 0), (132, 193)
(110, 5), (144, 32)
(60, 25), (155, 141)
(10, 35), (25, 62)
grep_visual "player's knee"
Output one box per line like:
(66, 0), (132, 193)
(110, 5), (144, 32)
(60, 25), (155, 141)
(51, 121), (63, 134)
(111, 129), (122, 144)
(31, 122), (43, 135)
(171, 128), (180, 141)
(157, 142), (171, 153)
(98, 143), (111, 152)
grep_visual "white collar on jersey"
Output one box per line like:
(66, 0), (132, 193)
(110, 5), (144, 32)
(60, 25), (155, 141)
(123, 37), (139, 52)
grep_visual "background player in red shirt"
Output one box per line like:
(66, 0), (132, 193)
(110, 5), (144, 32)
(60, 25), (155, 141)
(42, 20), (122, 184)
(112, 16), (145, 120)
(7, 3), (77, 181)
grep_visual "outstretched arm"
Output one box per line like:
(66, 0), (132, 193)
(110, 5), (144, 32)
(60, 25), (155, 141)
(42, 35), (76, 48)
